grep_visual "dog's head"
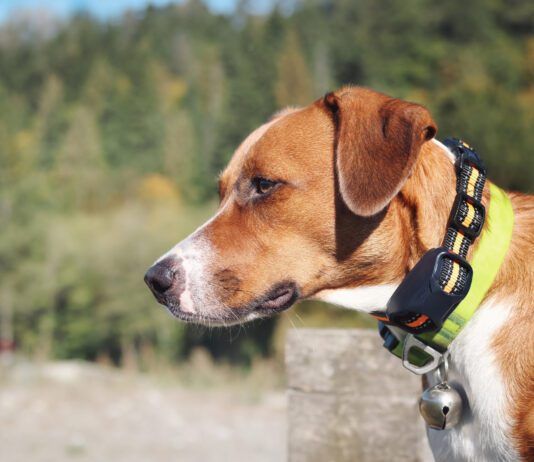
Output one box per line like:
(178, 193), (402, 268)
(144, 87), (436, 325)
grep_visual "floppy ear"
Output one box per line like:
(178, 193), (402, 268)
(324, 88), (437, 216)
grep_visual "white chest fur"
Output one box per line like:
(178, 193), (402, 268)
(428, 298), (518, 462)
(315, 286), (519, 462)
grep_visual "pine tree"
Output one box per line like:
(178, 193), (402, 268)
(275, 30), (315, 107)
(55, 105), (106, 209)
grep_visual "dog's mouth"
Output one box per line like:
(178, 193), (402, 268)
(162, 281), (299, 326)
(255, 282), (299, 314)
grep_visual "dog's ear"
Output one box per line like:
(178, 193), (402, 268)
(323, 89), (437, 216)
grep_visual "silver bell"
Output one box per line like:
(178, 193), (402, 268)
(419, 382), (463, 430)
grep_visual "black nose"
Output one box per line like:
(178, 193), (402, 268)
(144, 259), (176, 295)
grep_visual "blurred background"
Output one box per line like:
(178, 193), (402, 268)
(0, 0), (533, 461)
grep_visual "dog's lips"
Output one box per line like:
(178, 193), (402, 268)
(255, 284), (298, 314)
(159, 281), (299, 325)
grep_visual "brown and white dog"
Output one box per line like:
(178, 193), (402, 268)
(145, 86), (534, 461)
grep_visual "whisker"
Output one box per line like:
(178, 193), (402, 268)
(293, 311), (306, 327)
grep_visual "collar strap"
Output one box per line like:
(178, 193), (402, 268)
(373, 140), (514, 371)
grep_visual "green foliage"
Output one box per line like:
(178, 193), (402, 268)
(0, 0), (532, 366)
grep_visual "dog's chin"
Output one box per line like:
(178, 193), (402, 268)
(162, 282), (299, 327)
(165, 304), (243, 327)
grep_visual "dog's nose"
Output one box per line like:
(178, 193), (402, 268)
(144, 257), (178, 295)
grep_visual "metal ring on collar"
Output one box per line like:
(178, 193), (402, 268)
(402, 334), (443, 375)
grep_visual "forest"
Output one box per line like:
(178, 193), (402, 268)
(1, 0), (533, 368)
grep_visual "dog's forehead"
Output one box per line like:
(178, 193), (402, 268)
(221, 108), (301, 183)
(221, 105), (331, 185)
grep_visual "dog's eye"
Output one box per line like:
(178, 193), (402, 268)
(252, 177), (277, 195)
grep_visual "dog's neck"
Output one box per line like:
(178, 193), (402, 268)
(316, 139), (474, 312)
(398, 139), (460, 263)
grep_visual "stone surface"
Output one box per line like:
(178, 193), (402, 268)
(286, 329), (433, 462)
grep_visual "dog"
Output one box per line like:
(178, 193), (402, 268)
(145, 86), (533, 461)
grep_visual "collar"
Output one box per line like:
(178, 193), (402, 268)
(374, 140), (514, 374)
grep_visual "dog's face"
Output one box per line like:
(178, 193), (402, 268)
(145, 87), (436, 325)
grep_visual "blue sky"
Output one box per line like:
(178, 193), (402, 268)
(0, 0), (269, 22)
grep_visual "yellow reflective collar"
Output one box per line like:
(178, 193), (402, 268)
(420, 183), (514, 350)
(385, 183), (515, 369)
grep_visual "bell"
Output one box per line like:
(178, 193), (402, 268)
(419, 382), (463, 430)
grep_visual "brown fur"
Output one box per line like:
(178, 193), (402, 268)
(490, 193), (534, 460)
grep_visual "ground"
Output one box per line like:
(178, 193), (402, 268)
(0, 359), (286, 462)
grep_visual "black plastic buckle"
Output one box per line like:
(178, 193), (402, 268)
(386, 247), (473, 334)
(450, 191), (486, 239)
(444, 138), (486, 175)
(378, 321), (399, 352)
